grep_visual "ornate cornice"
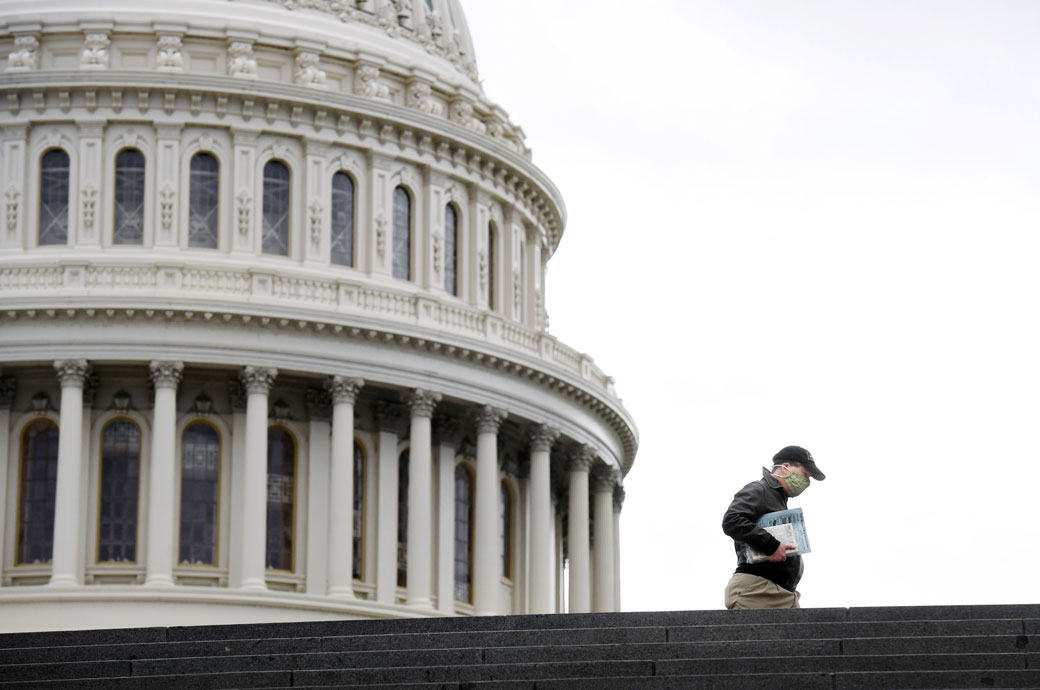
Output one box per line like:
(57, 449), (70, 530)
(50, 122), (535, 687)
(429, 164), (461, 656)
(148, 360), (183, 389)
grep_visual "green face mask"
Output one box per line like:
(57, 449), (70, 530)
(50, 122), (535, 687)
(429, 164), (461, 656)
(782, 470), (810, 497)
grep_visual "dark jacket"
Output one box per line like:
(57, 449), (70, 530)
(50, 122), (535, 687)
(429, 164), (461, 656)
(721, 468), (803, 592)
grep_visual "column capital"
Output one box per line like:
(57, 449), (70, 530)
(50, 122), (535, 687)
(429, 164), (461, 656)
(326, 375), (364, 405)
(475, 404), (507, 435)
(568, 444), (595, 473)
(528, 423), (559, 452)
(148, 360), (183, 389)
(54, 359), (90, 388)
(240, 366), (277, 395)
(227, 378), (247, 412)
(613, 484), (626, 513)
(404, 388), (441, 419)
(304, 388), (331, 420)
(433, 415), (459, 447)
(0, 374), (17, 407)
(591, 465), (619, 493)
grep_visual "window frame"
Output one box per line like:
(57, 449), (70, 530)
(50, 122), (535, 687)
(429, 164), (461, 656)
(112, 147), (147, 246)
(391, 185), (413, 280)
(261, 159), (292, 257)
(265, 424), (298, 573)
(95, 416), (144, 565)
(177, 420), (222, 568)
(38, 148), (71, 247)
(14, 418), (60, 567)
(331, 170), (357, 268)
(453, 461), (475, 605)
(187, 151), (221, 250)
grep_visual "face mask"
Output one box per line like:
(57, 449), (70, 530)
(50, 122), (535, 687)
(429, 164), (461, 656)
(782, 469), (810, 497)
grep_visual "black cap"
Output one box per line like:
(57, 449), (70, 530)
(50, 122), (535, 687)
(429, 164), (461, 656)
(772, 445), (825, 481)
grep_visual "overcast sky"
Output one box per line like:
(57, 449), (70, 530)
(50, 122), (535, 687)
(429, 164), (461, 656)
(465, 1), (1040, 612)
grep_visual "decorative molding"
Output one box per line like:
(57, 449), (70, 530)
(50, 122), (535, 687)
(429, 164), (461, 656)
(294, 51), (326, 87)
(159, 185), (175, 230)
(475, 404), (507, 435)
(404, 387), (441, 419)
(406, 81), (442, 116)
(325, 375), (364, 405)
(355, 64), (390, 101)
(5, 186), (19, 233)
(80, 33), (110, 70)
(148, 360), (184, 389)
(227, 41), (257, 79)
(239, 365), (277, 395)
(6, 35), (39, 72)
(156, 35), (184, 72)
(54, 359), (90, 388)
(374, 210), (387, 259)
(308, 197), (323, 245)
(432, 227), (443, 279)
(236, 190), (251, 235)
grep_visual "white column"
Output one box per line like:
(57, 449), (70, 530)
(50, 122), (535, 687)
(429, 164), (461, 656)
(527, 424), (558, 614)
(404, 388), (440, 609)
(144, 360), (183, 587)
(592, 467), (617, 613)
(326, 376), (364, 597)
(613, 485), (624, 611)
(237, 366), (277, 591)
(435, 417), (457, 614)
(473, 405), (506, 616)
(567, 445), (593, 613)
(49, 359), (89, 587)
(374, 403), (401, 603)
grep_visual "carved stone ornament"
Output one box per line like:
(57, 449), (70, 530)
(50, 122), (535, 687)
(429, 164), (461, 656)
(304, 388), (331, 419)
(450, 99), (485, 133)
(478, 251), (488, 294)
(227, 41), (257, 79)
(404, 388), (441, 419)
(159, 185), (175, 230)
(5, 186), (19, 233)
(149, 360), (184, 389)
(81, 184), (97, 229)
(6, 35), (39, 72)
(433, 415), (459, 446)
(156, 35), (184, 72)
(325, 375), (364, 405)
(239, 366), (277, 395)
(375, 210), (387, 259)
(529, 423), (560, 452)
(475, 404), (507, 435)
(355, 64), (390, 101)
(568, 444), (596, 473)
(294, 51), (326, 87)
(236, 189), (251, 235)
(308, 197), (323, 245)
(432, 228), (443, 278)
(406, 81), (443, 116)
(80, 33), (110, 69)
(54, 359), (90, 388)
(375, 401), (403, 434)
(613, 484), (626, 513)
(513, 267), (522, 313)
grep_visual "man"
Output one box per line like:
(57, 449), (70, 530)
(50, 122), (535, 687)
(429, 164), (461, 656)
(721, 445), (825, 609)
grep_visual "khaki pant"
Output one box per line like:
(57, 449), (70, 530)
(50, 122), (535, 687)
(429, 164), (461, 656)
(724, 573), (801, 609)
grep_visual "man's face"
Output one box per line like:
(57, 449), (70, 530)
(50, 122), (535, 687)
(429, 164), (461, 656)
(776, 463), (810, 480)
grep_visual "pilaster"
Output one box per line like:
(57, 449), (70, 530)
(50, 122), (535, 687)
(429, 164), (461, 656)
(76, 121), (105, 247)
(374, 401), (402, 603)
(1, 126), (27, 249)
(154, 124), (182, 248)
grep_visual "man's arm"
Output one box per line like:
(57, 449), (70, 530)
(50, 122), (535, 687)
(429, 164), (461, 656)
(721, 482), (785, 558)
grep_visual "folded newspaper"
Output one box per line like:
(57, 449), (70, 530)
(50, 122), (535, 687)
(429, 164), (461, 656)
(741, 507), (811, 564)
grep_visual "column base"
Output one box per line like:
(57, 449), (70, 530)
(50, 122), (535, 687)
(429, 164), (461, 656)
(406, 597), (433, 611)
(327, 586), (357, 599)
(144, 575), (176, 588)
(239, 579), (268, 593)
(47, 575), (81, 588)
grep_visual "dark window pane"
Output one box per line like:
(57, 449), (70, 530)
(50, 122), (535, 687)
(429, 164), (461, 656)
(444, 204), (458, 296)
(353, 441), (364, 580)
(454, 465), (473, 603)
(39, 149), (70, 246)
(331, 172), (355, 267)
(262, 160), (290, 256)
(392, 186), (411, 280)
(266, 428), (295, 570)
(98, 419), (140, 562)
(189, 153), (219, 249)
(397, 450), (409, 587)
(178, 422), (220, 565)
(501, 482), (511, 579)
(17, 420), (59, 564)
(113, 149), (145, 245)
(487, 223), (496, 311)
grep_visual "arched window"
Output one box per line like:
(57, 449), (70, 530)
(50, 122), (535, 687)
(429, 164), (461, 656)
(392, 186), (411, 280)
(188, 153), (219, 249)
(397, 449), (409, 587)
(331, 172), (355, 267)
(353, 440), (364, 580)
(500, 480), (513, 579)
(262, 160), (290, 256)
(266, 427), (296, 571)
(454, 464), (474, 603)
(113, 149), (145, 245)
(16, 420), (59, 565)
(98, 419), (141, 563)
(179, 422), (220, 566)
(444, 203), (458, 296)
(39, 149), (70, 246)
(487, 222), (496, 311)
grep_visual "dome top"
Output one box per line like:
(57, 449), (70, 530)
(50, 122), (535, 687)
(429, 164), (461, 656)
(273, 0), (479, 81)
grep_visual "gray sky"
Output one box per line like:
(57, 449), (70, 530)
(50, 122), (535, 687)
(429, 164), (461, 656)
(465, 1), (1040, 611)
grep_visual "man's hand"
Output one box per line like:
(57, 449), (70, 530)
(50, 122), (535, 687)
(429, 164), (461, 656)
(767, 543), (796, 563)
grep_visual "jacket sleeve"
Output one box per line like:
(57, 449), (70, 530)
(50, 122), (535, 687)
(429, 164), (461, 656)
(722, 482), (781, 555)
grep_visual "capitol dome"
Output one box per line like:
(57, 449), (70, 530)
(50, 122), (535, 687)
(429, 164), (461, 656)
(0, 0), (636, 631)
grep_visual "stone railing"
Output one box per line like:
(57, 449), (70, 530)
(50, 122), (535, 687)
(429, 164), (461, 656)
(0, 257), (616, 401)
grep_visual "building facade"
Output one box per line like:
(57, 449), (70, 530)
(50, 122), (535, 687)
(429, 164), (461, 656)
(0, 0), (637, 632)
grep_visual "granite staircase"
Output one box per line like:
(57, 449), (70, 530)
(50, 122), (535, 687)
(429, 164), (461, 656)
(0, 604), (1038, 689)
